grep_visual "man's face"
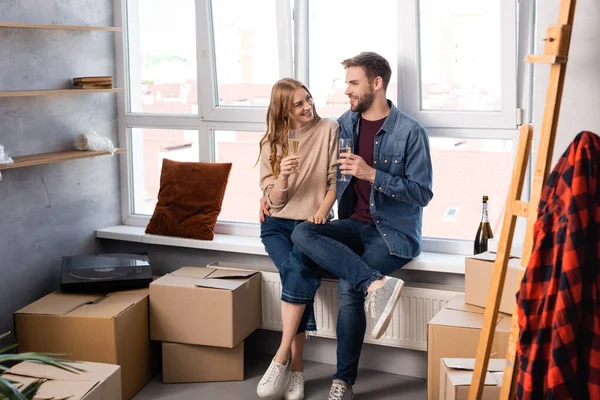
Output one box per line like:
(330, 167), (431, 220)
(344, 66), (375, 114)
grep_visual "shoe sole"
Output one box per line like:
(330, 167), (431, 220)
(371, 279), (404, 339)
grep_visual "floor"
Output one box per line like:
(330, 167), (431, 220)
(133, 355), (426, 400)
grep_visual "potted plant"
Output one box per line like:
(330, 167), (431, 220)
(0, 332), (81, 400)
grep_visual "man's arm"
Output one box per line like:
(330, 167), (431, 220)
(373, 126), (433, 207)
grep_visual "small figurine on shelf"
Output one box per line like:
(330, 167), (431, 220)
(0, 144), (14, 181)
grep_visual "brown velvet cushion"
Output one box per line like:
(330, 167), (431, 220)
(146, 159), (232, 240)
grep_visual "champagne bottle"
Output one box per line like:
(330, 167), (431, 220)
(474, 195), (494, 255)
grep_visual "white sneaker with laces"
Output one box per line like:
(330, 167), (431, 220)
(257, 358), (290, 399)
(283, 371), (305, 400)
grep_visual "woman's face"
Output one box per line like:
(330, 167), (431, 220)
(288, 87), (314, 129)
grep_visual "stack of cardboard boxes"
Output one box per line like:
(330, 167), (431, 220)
(14, 287), (154, 400)
(427, 251), (524, 399)
(149, 266), (262, 384)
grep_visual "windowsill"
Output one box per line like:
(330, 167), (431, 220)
(96, 225), (466, 275)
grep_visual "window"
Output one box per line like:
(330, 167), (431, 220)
(308, 0), (398, 118)
(126, 0), (198, 115)
(211, 0), (280, 108)
(118, 0), (525, 255)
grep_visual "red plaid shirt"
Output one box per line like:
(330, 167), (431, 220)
(517, 131), (600, 399)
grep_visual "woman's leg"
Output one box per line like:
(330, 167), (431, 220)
(274, 301), (306, 364)
(290, 332), (306, 372)
(260, 218), (316, 363)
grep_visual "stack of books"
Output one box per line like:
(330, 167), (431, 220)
(72, 76), (113, 89)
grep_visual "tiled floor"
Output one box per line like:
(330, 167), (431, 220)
(133, 355), (426, 400)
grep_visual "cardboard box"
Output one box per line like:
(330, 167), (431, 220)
(150, 267), (261, 347)
(427, 294), (511, 400)
(439, 358), (504, 400)
(162, 341), (244, 383)
(15, 288), (152, 400)
(2, 360), (121, 400)
(465, 251), (525, 315)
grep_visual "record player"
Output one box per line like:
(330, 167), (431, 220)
(60, 252), (153, 293)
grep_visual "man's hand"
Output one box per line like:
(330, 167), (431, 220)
(307, 213), (327, 224)
(338, 153), (376, 183)
(259, 197), (271, 223)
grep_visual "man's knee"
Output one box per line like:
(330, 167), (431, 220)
(291, 221), (312, 248)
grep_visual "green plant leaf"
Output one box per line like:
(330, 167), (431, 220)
(19, 379), (46, 399)
(0, 376), (29, 400)
(0, 344), (18, 355)
(0, 332), (11, 342)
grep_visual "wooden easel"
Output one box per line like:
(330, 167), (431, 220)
(467, 1), (578, 399)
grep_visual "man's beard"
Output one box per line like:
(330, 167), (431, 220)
(350, 89), (375, 113)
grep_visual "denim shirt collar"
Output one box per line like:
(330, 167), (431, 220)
(349, 100), (399, 136)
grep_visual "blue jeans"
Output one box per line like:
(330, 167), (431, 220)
(291, 218), (410, 385)
(260, 216), (320, 333)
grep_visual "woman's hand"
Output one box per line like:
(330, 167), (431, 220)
(307, 213), (327, 224)
(279, 155), (300, 177)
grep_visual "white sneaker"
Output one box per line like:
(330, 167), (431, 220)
(283, 371), (305, 400)
(257, 358), (290, 399)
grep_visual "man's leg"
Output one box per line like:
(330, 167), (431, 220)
(334, 279), (366, 385)
(291, 220), (382, 294)
(334, 224), (411, 385)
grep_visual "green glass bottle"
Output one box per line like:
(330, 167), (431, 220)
(474, 195), (494, 255)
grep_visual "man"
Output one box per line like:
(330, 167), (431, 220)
(262, 52), (433, 399)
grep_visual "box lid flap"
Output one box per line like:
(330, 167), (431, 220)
(206, 269), (259, 279)
(442, 358), (505, 372)
(67, 293), (141, 318)
(171, 267), (214, 279)
(7, 361), (119, 382)
(429, 308), (502, 330)
(193, 268), (259, 291)
(445, 369), (497, 387)
(444, 294), (487, 314)
(15, 292), (103, 316)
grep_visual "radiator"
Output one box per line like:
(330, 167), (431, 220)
(260, 271), (462, 351)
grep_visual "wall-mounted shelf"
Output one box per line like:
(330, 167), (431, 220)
(0, 88), (124, 98)
(0, 22), (122, 32)
(0, 149), (126, 171)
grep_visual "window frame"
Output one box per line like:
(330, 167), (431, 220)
(115, 0), (531, 256)
(399, 0), (518, 129)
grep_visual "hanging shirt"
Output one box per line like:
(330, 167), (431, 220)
(517, 131), (600, 399)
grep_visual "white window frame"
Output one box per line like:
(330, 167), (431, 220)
(399, 0), (518, 129)
(115, 0), (530, 256)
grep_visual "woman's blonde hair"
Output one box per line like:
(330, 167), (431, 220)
(257, 78), (319, 177)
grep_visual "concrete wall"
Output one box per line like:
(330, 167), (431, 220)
(532, 0), (600, 164)
(0, 1), (120, 338)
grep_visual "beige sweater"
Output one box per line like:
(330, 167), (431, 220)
(260, 118), (339, 220)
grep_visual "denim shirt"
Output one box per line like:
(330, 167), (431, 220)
(336, 101), (433, 259)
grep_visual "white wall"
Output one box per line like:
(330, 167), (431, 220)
(533, 0), (600, 165)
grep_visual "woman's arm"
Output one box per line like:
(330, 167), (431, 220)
(307, 189), (336, 224)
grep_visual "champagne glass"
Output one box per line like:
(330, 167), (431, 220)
(339, 138), (353, 182)
(288, 131), (300, 172)
(288, 131), (300, 156)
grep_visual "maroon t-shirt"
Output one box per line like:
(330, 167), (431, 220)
(350, 117), (386, 222)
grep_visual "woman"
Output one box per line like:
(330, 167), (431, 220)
(257, 78), (339, 400)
